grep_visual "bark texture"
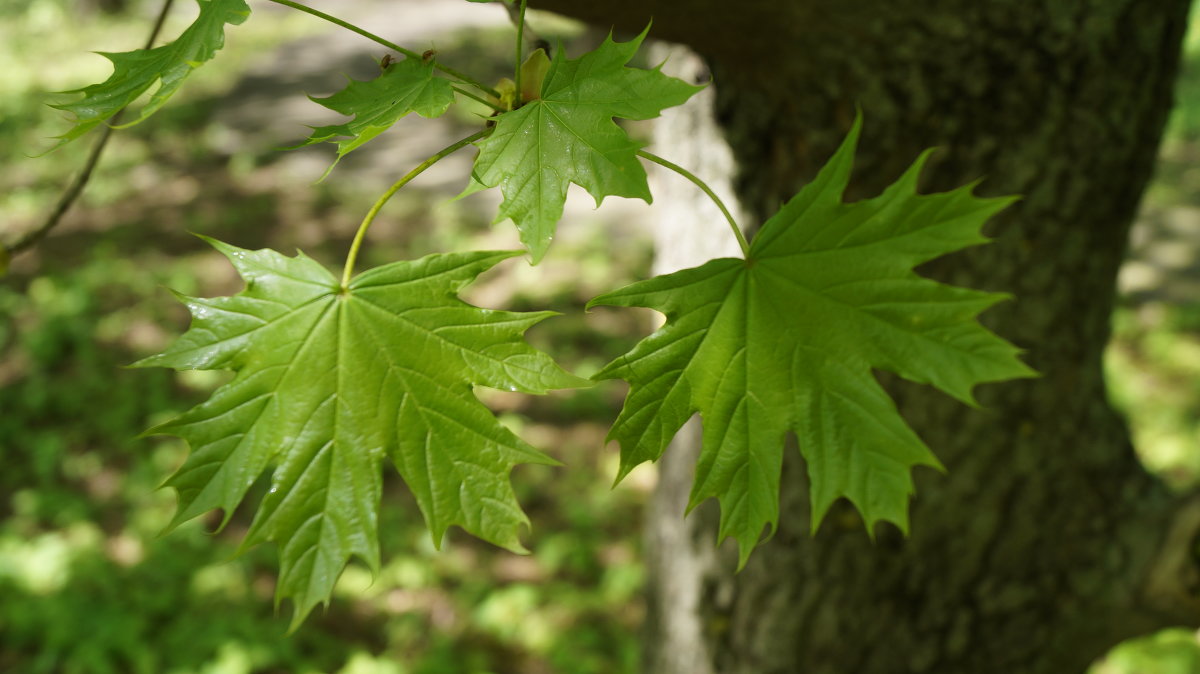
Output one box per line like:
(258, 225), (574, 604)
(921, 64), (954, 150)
(534, 1), (1200, 672)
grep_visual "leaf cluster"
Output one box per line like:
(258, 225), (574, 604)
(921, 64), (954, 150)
(44, 0), (1033, 624)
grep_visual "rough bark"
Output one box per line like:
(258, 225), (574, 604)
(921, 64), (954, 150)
(535, 0), (1200, 672)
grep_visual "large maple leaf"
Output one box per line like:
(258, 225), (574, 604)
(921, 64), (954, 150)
(590, 119), (1036, 565)
(293, 57), (455, 178)
(136, 239), (584, 626)
(50, 0), (249, 148)
(470, 29), (702, 262)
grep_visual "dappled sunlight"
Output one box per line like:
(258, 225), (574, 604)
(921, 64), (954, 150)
(0, 527), (95, 595)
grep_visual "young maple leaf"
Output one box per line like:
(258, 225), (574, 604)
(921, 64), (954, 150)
(136, 239), (585, 627)
(293, 57), (455, 178)
(590, 118), (1037, 566)
(49, 0), (249, 148)
(470, 28), (702, 263)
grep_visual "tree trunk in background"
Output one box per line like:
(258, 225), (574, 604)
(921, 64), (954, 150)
(640, 48), (743, 674)
(534, 1), (1200, 671)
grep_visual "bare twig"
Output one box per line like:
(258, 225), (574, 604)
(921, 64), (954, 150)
(6, 0), (177, 258)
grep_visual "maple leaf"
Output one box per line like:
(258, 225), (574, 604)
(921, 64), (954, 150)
(470, 29), (702, 263)
(294, 57), (455, 178)
(136, 239), (584, 627)
(49, 0), (249, 148)
(590, 118), (1036, 566)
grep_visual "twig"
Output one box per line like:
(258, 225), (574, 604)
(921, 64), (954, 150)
(266, 0), (500, 98)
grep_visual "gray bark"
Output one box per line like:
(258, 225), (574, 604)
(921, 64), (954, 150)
(535, 1), (1200, 671)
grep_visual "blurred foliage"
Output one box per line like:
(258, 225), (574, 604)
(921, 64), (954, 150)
(1168, 3), (1200, 146)
(1093, 630), (1200, 674)
(1091, 3), (1200, 672)
(1106, 0), (1200, 494)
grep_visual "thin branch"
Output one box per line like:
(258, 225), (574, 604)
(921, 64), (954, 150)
(341, 130), (489, 287)
(265, 0), (500, 98)
(636, 149), (750, 258)
(8, 0), (176, 257)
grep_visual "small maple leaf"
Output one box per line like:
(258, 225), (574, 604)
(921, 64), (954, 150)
(590, 117), (1036, 566)
(137, 239), (585, 627)
(49, 0), (249, 149)
(470, 28), (702, 263)
(293, 57), (455, 178)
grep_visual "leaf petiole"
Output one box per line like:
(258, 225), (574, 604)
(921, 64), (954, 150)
(265, 0), (501, 99)
(513, 0), (528, 107)
(341, 130), (490, 287)
(636, 149), (750, 258)
(453, 85), (505, 113)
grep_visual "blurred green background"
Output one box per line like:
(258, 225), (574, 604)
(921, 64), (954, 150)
(2, 0), (1200, 672)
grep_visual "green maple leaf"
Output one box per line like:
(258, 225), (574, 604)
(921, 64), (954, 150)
(590, 118), (1036, 566)
(49, 0), (249, 148)
(136, 239), (584, 627)
(294, 57), (455, 178)
(471, 29), (702, 263)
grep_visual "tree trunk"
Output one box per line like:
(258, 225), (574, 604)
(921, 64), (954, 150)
(639, 48), (743, 674)
(534, 1), (1200, 671)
